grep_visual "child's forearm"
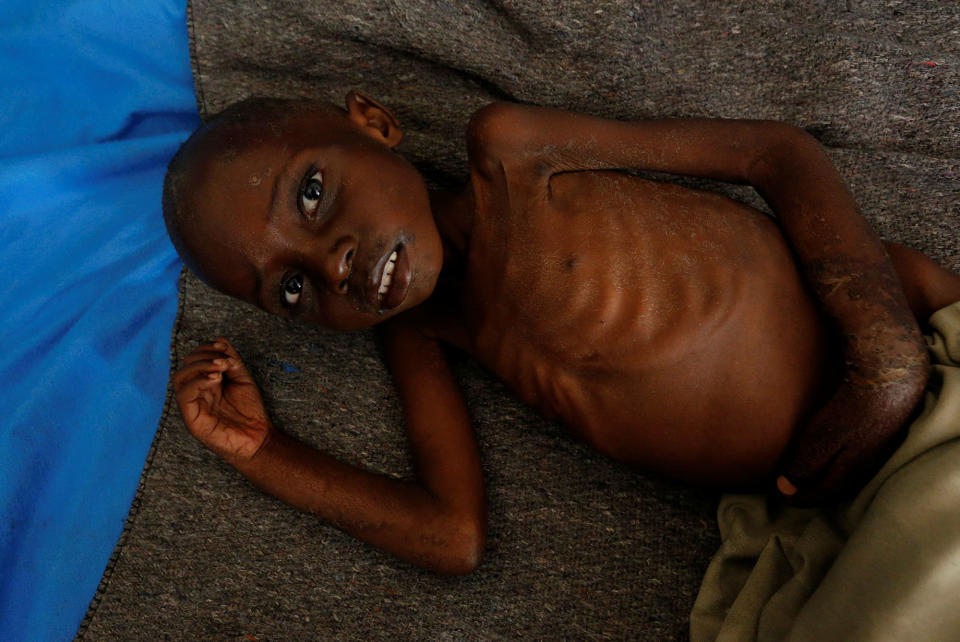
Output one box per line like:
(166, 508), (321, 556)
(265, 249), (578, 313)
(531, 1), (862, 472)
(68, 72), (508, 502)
(730, 126), (930, 495)
(751, 127), (929, 375)
(229, 428), (484, 575)
(174, 335), (485, 573)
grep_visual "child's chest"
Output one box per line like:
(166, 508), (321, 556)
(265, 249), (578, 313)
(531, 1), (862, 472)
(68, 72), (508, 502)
(460, 169), (766, 381)
(456, 164), (830, 455)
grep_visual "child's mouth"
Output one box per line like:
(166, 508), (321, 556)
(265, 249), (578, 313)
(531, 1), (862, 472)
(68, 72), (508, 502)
(377, 250), (398, 300)
(373, 243), (410, 312)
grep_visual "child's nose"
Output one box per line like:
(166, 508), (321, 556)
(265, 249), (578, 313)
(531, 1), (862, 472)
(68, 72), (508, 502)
(321, 237), (356, 295)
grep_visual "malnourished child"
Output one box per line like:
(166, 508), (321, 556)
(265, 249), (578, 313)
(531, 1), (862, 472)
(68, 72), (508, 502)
(163, 92), (960, 574)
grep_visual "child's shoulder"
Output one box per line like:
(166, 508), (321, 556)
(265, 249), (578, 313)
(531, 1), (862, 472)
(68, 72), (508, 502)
(465, 102), (547, 174)
(466, 101), (529, 140)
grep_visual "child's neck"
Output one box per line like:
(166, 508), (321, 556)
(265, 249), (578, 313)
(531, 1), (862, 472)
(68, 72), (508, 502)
(410, 181), (475, 349)
(429, 180), (475, 263)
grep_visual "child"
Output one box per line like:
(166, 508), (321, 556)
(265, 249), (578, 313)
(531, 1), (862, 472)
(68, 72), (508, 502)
(163, 91), (960, 575)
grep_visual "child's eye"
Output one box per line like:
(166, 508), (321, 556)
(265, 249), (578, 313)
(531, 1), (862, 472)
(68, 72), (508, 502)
(283, 273), (303, 306)
(300, 170), (324, 216)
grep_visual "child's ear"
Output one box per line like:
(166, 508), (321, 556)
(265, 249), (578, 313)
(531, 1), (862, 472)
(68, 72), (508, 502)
(344, 90), (403, 148)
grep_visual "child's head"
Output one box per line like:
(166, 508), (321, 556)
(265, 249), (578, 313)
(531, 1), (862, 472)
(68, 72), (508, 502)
(163, 92), (444, 330)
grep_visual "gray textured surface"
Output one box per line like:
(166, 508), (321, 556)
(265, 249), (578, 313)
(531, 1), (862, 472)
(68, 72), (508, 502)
(79, 0), (958, 639)
(81, 274), (719, 640)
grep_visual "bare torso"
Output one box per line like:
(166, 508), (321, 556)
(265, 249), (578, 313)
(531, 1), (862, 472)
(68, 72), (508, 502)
(441, 161), (838, 486)
(174, 100), (952, 573)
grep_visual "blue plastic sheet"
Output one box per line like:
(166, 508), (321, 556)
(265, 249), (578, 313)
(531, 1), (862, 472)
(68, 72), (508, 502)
(0, 1), (199, 638)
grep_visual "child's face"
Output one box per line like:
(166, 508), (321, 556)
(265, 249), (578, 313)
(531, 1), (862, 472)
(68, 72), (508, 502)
(181, 107), (443, 330)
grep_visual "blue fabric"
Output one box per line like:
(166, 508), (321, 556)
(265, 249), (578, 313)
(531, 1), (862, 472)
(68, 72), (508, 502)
(0, 2), (199, 639)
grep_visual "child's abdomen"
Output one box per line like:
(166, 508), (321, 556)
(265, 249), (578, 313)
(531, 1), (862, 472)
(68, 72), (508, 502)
(465, 170), (838, 487)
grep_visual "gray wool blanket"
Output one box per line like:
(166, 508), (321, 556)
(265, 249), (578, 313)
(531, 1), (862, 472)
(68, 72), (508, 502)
(79, 1), (958, 639)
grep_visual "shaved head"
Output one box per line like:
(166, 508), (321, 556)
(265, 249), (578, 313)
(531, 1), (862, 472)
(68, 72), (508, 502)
(162, 97), (344, 280)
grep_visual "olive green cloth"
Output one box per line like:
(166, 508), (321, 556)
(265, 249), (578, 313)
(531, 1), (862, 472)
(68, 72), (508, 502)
(692, 301), (960, 641)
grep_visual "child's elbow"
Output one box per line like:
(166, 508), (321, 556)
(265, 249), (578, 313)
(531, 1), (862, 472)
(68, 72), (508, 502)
(443, 517), (487, 576)
(428, 512), (486, 576)
(748, 122), (829, 185)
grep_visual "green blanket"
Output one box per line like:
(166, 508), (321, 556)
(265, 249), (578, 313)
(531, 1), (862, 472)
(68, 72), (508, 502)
(693, 301), (960, 641)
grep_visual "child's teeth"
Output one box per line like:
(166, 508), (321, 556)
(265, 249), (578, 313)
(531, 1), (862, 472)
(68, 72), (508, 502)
(378, 250), (399, 301)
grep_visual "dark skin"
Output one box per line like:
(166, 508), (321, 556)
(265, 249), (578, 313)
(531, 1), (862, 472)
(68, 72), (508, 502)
(171, 92), (960, 574)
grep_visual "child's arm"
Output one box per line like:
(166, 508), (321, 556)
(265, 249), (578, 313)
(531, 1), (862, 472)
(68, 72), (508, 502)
(468, 103), (930, 500)
(172, 332), (485, 575)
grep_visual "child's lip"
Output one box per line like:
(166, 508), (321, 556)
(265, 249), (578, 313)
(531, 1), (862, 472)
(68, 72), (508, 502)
(368, 242), (410, 312)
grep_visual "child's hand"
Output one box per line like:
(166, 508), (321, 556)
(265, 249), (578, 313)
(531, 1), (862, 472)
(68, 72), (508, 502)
(776, 373), (925, 504)
(172, 338), (272, 463)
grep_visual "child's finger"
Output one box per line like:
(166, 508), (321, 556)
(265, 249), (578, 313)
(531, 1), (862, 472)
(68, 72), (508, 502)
(175, 365), (221, 406)
(172, 358), (229, 390)
(776, 476), (798, 497)
(202, 339), (255, 382)
(175, 376), (223, 434)
(181, 372), (220, 403)
(183, 348), (229, 365)
(179, 356), (229, 376)
(220, 355), (255, 383)
(184, 337), (235, 359)
(212, 337), (242, 360)
(775, 434), (839, 504)
(185, 339), (246, 367)
(778, 440), (866, 505)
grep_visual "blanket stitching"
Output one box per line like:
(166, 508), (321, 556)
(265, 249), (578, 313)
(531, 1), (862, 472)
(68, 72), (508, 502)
(74, 266), (190, 639)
